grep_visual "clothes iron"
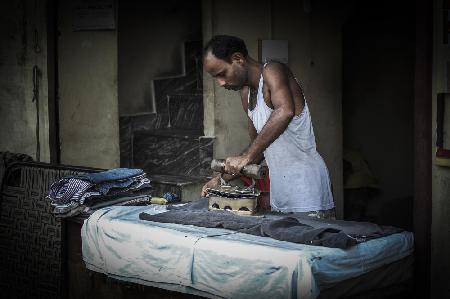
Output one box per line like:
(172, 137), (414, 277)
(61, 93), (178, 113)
(206, 159), (268, 215)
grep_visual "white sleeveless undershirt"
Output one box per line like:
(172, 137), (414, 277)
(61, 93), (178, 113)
(247, 68), (334, 212)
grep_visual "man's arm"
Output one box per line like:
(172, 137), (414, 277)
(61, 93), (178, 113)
(225, 63), (294, 174)
(241, 87), (265, 164)
(244, 116), (264, 163)
(239, 86), (264, 164)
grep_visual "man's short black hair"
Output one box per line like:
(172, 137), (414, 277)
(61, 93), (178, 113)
(203, 35), (248, 63)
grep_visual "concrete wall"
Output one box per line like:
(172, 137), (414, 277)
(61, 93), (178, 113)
(203, 0), (344, 217)
(203, 0), (270, 158)
(118, 0), (201, 116)
(58, 0), (119, 169)
(0, 0), (50, 162)
(431, 0), (450, 297)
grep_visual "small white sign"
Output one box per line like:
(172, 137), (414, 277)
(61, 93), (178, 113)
(261, 40), (288, 64)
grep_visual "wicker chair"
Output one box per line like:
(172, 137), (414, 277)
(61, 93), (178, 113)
(0, 162), (100, 298)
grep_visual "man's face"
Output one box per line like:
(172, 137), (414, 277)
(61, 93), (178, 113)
(203, 51), (247, 91)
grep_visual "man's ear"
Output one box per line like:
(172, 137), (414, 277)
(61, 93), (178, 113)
(231, 52), (245, 64)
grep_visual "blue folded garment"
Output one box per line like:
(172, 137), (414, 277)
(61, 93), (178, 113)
(67, 168), (144, 184)
(95, 176), (145, 195)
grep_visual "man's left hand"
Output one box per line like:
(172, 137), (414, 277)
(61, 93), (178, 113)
(224, 155), (251, 175)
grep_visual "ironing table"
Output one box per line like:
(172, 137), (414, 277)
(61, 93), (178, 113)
(81, 205), (414, 299)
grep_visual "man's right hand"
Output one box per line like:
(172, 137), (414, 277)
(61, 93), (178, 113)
(201, 175), (221, 197)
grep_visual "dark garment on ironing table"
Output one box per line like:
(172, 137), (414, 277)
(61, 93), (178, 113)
(139, 198), (403, 249)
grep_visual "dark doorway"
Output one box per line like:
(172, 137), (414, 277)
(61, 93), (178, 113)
(342, 1), (432, 297)
(342, 1), (415, 230)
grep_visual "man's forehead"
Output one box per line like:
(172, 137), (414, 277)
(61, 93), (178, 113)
(204, 52), (221, 64)
(204, 52), (227, 73)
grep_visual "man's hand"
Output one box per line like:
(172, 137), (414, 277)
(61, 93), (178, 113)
(201, 175), (221, 197)
(224, 154), (251, 175)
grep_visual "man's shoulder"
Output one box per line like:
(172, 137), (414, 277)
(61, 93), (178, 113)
(262, 61), (290, 86)
(262, 61), (291, 80)
(263, 61), (286, 74)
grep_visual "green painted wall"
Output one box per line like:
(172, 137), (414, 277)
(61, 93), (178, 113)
(58, 0), (119, 169)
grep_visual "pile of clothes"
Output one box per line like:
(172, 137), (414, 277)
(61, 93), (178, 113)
(48, 168), (152, 218)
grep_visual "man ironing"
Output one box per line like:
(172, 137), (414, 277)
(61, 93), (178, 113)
(201, 35), (335, 218)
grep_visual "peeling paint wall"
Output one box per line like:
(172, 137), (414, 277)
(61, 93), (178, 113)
(58, 0), (119, 169)
(432, 0), (450, 297)
(202, 0), (344, 217)
(0, 0), (50, 161)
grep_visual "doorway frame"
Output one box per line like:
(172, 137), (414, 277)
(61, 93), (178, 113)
(413, 0), (432, 297)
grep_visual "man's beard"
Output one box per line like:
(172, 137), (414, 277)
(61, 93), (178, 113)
(224, 69), (246, 91)
(224, 84), (243, 91)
